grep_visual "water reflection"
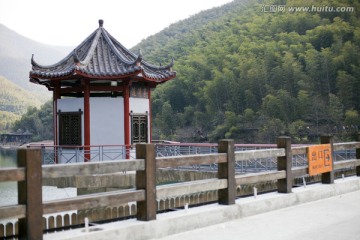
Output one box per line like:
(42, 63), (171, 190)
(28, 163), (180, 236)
(0, 147), (76, 207)
(0, 147), (17, 168)
(0, 148), (18, 208)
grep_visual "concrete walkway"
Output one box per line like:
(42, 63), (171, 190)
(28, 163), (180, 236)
(45, 177), (360, 240)
(155, 189), (360, 240)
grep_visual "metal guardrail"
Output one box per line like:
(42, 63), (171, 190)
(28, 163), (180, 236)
(27, 143), (357, 175)
(156, 143), (355, 173)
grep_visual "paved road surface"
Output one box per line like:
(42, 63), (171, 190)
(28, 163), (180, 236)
(154, 190), (360, 240)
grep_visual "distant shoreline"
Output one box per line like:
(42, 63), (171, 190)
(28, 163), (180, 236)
(0, 140), (54, 149)
(0, 144), (20, 149)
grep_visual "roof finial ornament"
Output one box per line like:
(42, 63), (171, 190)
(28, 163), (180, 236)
(99, 19), (104, 27)
(135, 49), (142, 66)
(72, 50), (80, 64)
(169, 57), (174, 67)
(31, 54), (35, 65)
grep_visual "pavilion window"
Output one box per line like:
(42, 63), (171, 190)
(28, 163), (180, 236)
(131, 114), (148, 143)
(59, 112), (82, 145)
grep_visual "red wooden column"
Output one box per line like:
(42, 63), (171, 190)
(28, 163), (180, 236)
(53, 83), (60, 164)
(123, 81), (131, 158)
(82, 79), (91, 162)
(148, 87), (152, 143)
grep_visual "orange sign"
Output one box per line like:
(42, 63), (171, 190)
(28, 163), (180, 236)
(307, 144), (333, 176)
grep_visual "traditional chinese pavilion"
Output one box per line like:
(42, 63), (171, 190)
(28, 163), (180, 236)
(30, 20), (176, 158)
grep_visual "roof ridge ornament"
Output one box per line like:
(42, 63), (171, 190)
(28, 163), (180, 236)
(162, 57), (174, 70)
(136, 49), (143, 66)
(99, 19), (104, 27)
(31, 54), (35, 66)
(166, 57), (174, 71)
(72, 50), (80, 64)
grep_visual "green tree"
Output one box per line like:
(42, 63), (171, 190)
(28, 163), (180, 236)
(156, 101), (176, 138)
(328, 94), (343, 126)
(259, 118), (286, 143)
(336, 70), (356, 109)
(288, 120), (308, 143)
(13, 101), (53, 141)
(344, 110), (360, 126)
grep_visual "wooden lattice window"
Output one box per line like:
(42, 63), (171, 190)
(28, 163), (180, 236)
(131, 114), (148, 144)
(59, 112), (82, 145)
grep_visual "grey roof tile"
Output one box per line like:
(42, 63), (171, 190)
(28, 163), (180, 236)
(30, 20), (176, 85)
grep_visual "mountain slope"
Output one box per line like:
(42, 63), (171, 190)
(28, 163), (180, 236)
(0, 24), (72, 94)
(133, 0), (253, 62)
(0, 25), (71, 133)
(133, 0), (360, 143)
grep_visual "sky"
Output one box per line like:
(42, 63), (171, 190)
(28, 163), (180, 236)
(0, 0), (233, 48)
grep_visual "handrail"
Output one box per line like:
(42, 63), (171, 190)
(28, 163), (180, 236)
(1, 137), (359, 239)
(157, 179), (227, 199)
(334, 159), (360, 170)
(333, 142), (360, 150)
(43, 189), (145, 214)
(0, 204), (26, 219)
(0, 167), (25, 182)
(42, 159), (145, 178)
(156, 153), (227, 168)
(235, 148), (285, 161)
(235, 170), (286, 185)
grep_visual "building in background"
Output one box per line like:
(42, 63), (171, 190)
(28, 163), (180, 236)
(29, 20), (176, 160)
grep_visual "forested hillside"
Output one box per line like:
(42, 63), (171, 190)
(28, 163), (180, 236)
(133, 0), (360, 143)
(0, 76), (42, 133)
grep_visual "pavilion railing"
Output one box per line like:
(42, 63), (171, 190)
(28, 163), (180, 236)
(26, 144), (132, 164)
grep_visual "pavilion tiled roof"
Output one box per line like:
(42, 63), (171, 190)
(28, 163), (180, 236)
(30, 20), (176, 86)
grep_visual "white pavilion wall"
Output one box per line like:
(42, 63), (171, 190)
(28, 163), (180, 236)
(57, 97), (125, 162)
(90, 97), (124, 146)
(57, 97), (125, 146)
(56, 97), (151, 162)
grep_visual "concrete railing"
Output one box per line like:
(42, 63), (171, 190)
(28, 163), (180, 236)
(0, 136), (360, 239)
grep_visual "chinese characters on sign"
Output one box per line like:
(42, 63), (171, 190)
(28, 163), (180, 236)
(307, 144), (333, 176)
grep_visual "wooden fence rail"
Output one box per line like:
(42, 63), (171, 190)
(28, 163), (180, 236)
(0, 136), (360, 239)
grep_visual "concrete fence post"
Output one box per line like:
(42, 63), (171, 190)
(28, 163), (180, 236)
(17, 148), (43, 240)
(218, 139), (235, 205)
(356, 134), (360, 177)
(277, 136), (293, 193)
(321, 135), (334, 184)
(135, 144), (157, 221)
